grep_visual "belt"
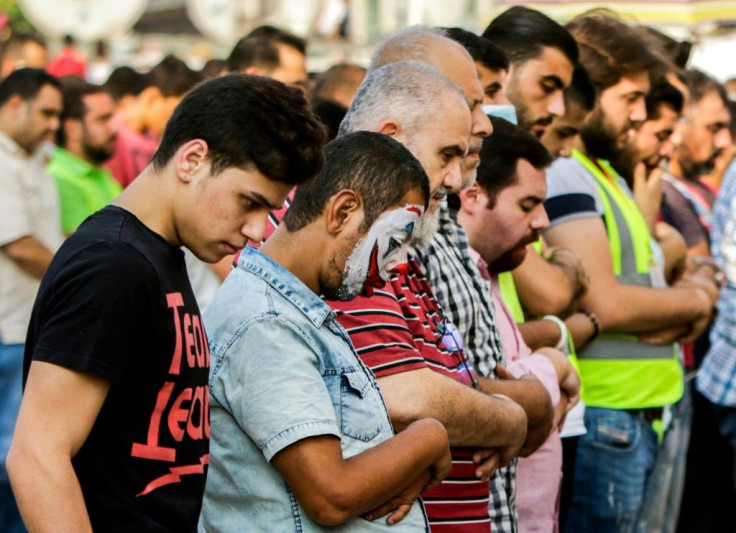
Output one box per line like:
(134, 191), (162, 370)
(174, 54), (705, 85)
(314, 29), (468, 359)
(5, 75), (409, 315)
(627, 407), (664, 423)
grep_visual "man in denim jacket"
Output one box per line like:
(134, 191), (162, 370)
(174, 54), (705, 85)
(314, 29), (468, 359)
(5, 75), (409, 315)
(201, 131), (452, 531)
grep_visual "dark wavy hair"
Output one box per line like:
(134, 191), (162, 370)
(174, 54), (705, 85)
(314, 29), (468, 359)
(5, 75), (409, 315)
(151, 74), (327, 186)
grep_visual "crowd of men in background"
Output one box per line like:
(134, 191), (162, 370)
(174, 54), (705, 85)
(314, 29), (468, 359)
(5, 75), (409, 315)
(1, 6), (736, 533)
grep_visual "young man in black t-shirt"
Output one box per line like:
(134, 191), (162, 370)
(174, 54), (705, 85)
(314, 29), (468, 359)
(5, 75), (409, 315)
(7, 74), (326, 532)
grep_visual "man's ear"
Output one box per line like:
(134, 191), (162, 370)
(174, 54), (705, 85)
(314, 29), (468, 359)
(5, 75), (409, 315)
(375, 119), (401, 139)
(458, 183), (482, 214)
(174, 139), (210, 183)
(5, 94), (25, 115)
(137, 86), (163, 107)
(325, 189), (362, 235)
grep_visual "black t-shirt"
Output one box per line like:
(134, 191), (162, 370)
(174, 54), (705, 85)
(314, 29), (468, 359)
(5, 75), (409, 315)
(25, 205), (209, 532)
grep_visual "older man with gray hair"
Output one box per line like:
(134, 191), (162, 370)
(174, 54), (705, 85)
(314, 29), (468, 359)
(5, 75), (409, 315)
(345, 26), (557, 533)
(329, 28), (556, 532)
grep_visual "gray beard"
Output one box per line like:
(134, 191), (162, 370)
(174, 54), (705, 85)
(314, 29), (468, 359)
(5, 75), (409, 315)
(410, 207), (440, 248)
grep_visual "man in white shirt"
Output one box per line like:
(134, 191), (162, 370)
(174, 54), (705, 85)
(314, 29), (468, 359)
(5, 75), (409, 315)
(0, 68), (63, 532)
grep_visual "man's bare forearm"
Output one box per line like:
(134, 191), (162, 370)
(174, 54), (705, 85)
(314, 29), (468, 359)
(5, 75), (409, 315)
(1, 235), (54, 279)
(7, 447), (92, 532)
(377, 368), (527, 449)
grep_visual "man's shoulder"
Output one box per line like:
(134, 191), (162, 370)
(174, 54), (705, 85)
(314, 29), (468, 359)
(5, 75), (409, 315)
(545, 156), (602, 226)
(546, 155), (598, 196)
(48, 209), (161, 287)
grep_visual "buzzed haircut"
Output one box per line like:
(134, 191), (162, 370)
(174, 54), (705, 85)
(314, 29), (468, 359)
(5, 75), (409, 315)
(141, 54), (201, 98)
(227, 25), (306, 73)
(339, 60), (464, 136)
(444, 27), (509, 72)
(283, 131), (429, 231)
(646, 76), (684, 119)
(369, 26), (448, 71)
(151, 74), (326, 186)
(0, 32), (46, 66)
(0, 67), (59, 107)
(566, 64), (596, 112)
(685, 69), (729, 108)
(476, 116), (553, 206)
(482, 6), (578, 66)
(104, 66), (144, 102)
(55, 77), (109, 146)
(566, 13), (665, 91)
(313, 63), (366, 103)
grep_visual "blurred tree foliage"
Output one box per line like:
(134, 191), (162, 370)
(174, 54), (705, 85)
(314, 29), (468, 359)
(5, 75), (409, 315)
(0, 0), (37, 34)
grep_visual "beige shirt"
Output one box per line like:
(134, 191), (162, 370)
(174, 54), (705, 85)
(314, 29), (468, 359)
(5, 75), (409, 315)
(0, 133), (64, 343)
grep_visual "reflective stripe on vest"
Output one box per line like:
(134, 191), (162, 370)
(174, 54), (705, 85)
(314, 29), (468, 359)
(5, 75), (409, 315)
(570, 149), (682, 409)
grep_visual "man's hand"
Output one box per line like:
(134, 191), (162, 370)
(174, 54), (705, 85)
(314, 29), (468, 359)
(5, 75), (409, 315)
(362, 471), (431, 525)
(638, 324), (690, 345)
(472, 448), (500, 481)
(545, 246), (589, 313)
(632, 162), (663, 235)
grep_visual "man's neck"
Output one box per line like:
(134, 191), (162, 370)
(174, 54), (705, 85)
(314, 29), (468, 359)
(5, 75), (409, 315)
(261, 225), (323, 295)
(113, 167), (178, 246)
(65, 145), (99, 169)
(667, 156), (685, 181)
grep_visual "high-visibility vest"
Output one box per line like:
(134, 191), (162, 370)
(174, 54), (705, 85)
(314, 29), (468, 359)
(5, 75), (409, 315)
(569, 149), (682, 409)
(498, 266), (582, 388)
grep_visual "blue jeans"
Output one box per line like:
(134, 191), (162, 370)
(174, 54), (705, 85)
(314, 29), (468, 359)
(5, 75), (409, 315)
(0, 339), (26, 533)
(639, 389), (692, 533)
(712, 402), (736, 493)
(565, 407), (659, 533)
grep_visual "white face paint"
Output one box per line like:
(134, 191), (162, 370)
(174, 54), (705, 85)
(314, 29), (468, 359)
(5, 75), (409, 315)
(337, 204), (424, 300)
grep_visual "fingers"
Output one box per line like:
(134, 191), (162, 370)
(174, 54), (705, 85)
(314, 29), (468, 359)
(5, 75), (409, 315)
(633, 162), (647, 190)
(474, 451), (500, 481)
(494, 364), (514, 380)
(386, 503), (413, 525)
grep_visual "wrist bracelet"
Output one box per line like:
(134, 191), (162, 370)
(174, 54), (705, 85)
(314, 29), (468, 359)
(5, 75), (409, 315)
(543, 314), (569, 354)
(578, 307), (601, 343)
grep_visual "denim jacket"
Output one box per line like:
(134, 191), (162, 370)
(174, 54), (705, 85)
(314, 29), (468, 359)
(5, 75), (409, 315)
(199, 246), (428, 532)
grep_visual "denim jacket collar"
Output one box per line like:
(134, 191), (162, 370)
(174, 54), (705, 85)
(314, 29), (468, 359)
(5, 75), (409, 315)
(237, 246), (334, 328)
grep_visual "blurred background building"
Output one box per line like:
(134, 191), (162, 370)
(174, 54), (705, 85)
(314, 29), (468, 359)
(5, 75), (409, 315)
(3, 0), (736, 79)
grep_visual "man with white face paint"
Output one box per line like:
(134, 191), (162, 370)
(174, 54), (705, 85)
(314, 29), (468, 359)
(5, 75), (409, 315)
(338, 204), (422, 300)
(201, 132), (453, 531)
(332, 34), (536, 532)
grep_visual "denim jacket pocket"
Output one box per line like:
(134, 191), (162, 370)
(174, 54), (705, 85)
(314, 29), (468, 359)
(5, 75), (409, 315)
(339, 371), (383, 442)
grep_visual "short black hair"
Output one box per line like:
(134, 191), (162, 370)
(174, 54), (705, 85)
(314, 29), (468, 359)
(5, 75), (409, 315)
(141, 54), (201, 98)
(0, 67), (60, 107)
(104, 66), (144, 101)
(686, 69), (729, 108)
(311, 97), (347, 141)
(646, 76), (684, 119)
(566, 64), (596, 112)
(151, 74), (326, 186)
(56, 76), (109, 146)
(482, 6), (578, 66)
(227, 25), (306, 72)
(444, 27), (509, 72)
(200, 59), (227, 80)
(284, 131), (429, 231)
(476, 116), (553, 205)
